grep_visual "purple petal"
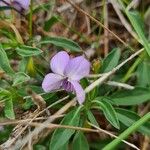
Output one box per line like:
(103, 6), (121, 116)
(70, 81), (85, 104)
(62, 79), (74, 92)
(65, 56), (90, 81)
(42, 73), (63, 92)
(4, 0), (30, 11)
(14, 0), (30, 10)
(50, 51), (70, 76)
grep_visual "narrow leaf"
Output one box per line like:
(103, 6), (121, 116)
(72, 132), (89, 150)
(94, 99), (120, 129)
(126, 11), (150, 56)
(16, 45), (43, 57)
(110, 87), (150, 105)
(116, 108), (150, 136)
(101, 48), (121, 73)
(13, 72), (30, 86)
(87, 110), (99, 127)
(39, 37), (81, 52)
(44, 16), (60, 31)
(0, 89), (11, 100)
(137, 60), (150, 87)
(49, 108), (81, 150)
(0, 44), (14, 75)
(4, 98), (15, 119)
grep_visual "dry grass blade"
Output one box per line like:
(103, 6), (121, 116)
(88, 122), (140, 150)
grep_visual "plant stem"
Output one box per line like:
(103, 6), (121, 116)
(102, 112), (150, 150)
(122, 52), (145, 82)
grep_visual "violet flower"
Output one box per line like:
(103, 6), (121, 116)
(1, 0), (30, 11)
(42, 51), (90, 104)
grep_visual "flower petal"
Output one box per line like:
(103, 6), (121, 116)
(65, 56), (90, 80)
(42, 73), (63, 92)
(50, 51), (70, 76)
(70, 81), (85, 104)
(62, 79), (74, 92)
(14, 0), (30, 10)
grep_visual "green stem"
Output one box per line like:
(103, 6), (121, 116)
(29, 0), (33, 38)
(122, 52), (145, 82)
(102, 112), (150, 150)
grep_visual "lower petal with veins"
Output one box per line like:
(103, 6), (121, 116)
(70, 80), (85, 104)
(42, 73), (63, 92)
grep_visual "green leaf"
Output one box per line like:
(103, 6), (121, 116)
(4, 98), (15, 119)
(137, 60), (150, 87)
(44, 16), (60, 31)
(58, 142), (68, 150)
(116, 108), (150, 136)
(34, 145), (46, 150)
(87, 110), (99, 127)
(0, 89), (11, 100)
(126, 11), (150, 56)
(49, 108), (81, 150)
(93, 99), (120, 129)
(39, 37), (81, 52)
(0, 89), (15, 119)
(0, 44), (14, 75)
(101, 48), (121, 73)
(18, 58), (28, 72)
(110, 87), (150, 105)
(13, 72), (30, 86)
(16, 45), (43, 57)
(72, 132), (89, 150)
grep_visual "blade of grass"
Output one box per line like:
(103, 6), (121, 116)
(125, 10), (150, 56)
(103, 112), (150, 150)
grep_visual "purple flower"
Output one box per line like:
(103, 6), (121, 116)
(42, 51), (90, 104)
(2, 0), (30, 11)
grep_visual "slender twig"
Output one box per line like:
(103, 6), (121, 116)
(103, 112), (150, 150)
(122, 52), (145, 82)
(88, 122), (140, 150)
(0, 119), (141, 150)
(0, 116), (64, 126)
(1, 119), (139, 150)
(103, 0), (109, 56)
(87, 75), (134, 89)
(57, 0), (83, 13)
(0, 96), (69, 149)
(106, 81), (135, 90)
(85, 48), (143, 93)
(141, 136), (150, 150)
(86, 74), (104, 78)
(109, 0), (139, 42)
(126, 0), (140, 10)
(139, 103), (150, 117)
